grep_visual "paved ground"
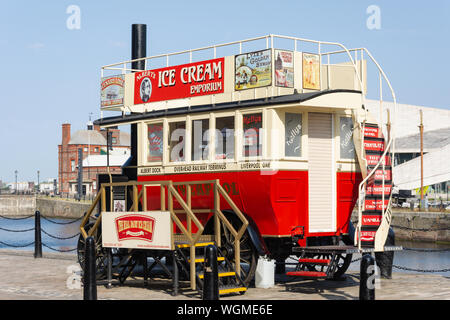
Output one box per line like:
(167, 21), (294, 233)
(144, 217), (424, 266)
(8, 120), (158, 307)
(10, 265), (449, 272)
(0, 249), (449, 300)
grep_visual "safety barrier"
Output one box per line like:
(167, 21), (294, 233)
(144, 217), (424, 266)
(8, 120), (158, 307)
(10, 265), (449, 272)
(0, 211), (81, 254)
(0, 212), (448, 273)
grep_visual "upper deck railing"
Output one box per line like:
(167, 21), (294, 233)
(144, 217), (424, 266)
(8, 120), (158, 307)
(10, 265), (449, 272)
(101, 34), (364, 94)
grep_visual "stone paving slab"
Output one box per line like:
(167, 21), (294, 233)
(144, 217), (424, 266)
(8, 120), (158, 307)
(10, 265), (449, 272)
(0, 250), (449, 300)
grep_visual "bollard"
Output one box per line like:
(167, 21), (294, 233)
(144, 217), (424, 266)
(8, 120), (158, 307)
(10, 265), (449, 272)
(375, 227), (395, 279)
(106, 248), (113, 289)
(275, 258), (286, 274)
(34, 211), (42, 258)
(202, 245), (219, 300)
(172, 251), (179, 296)
(83, 236), (97, 300)
(359, 253), (375, 300)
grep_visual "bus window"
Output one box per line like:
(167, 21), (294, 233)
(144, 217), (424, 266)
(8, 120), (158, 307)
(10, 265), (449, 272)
(243, 113), (262, 157)
(147, 123), (163, 162)
(191, 119), (209, 161)
(215, 116), (235, 160)
(340, 117), (355, 159)
(169, 121), (186, 162)
(285, 113), (302, 157)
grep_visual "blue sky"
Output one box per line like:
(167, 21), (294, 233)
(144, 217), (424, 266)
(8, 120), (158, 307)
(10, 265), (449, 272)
(0, 0), (449, 183)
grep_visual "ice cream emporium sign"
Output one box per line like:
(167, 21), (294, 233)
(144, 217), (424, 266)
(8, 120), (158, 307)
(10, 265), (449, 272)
(102, 211), (172, 249)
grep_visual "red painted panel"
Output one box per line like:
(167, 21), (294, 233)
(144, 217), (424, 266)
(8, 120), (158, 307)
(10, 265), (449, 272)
(336, 171), (362, 235)
(138, 169), (360, 242)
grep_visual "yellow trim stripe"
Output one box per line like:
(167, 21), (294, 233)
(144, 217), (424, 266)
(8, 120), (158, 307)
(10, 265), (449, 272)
(177, 242), (215, 248)
(219, 287), (247, 295)
(199, 272), (235, 279)
(188, 257), (225, 263)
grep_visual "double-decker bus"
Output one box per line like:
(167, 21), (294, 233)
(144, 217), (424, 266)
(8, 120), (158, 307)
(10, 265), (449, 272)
(79, 31), (399, 296)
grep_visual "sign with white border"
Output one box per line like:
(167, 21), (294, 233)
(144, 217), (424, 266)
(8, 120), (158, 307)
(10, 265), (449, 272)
(101, 211), (172, 250)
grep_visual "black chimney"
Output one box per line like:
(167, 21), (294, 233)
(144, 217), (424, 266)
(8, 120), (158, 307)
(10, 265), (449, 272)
(125, 24), (147, 181)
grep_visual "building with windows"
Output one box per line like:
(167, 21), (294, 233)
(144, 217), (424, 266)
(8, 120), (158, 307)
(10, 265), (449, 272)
(58, 122), (130, 196)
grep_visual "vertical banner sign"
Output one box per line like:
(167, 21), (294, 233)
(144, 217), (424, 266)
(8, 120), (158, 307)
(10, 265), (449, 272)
(101, 75), (125, 107)
(274, 50), (294, 88)
(134, 58), (224, 104)
(302, 53), (321, 90)
(235, 49), (272, 90)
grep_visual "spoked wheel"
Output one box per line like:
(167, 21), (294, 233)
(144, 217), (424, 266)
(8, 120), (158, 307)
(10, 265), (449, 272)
(77, 222), (108, 280)
(218, 217), (258, 287)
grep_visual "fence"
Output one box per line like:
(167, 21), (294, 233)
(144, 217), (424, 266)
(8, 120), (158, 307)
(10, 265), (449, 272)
(0, 212), (449, 273)
(0, 211), (82, 253)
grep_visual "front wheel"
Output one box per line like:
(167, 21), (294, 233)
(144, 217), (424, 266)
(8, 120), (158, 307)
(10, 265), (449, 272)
(206, 214), (259, 287)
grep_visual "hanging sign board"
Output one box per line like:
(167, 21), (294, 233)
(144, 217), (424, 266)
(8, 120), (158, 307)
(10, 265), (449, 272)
(134, 58), (224, 105)
(235, 49), (272, 90)
(302, 52), (321, 90)
(102, 211), (172, 250)
(101, 75), (125, 107)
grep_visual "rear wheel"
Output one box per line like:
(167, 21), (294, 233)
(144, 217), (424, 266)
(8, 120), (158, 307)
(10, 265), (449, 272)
(77, 222), (108, 280)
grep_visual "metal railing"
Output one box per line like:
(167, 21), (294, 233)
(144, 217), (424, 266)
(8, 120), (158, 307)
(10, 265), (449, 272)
(79, 179), (248, 290)
(101, 34), (365, 96)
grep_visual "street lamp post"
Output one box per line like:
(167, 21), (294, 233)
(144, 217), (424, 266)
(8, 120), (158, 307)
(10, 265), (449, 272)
(37, 170), (40, 194)
(14, 170), (18, 194)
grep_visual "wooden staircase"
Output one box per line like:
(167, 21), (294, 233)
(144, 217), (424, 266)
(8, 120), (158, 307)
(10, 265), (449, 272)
(175, 240), (247, 296)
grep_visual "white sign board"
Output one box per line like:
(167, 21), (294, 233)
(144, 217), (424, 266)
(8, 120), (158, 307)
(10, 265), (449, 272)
(101, 211), (172, 250)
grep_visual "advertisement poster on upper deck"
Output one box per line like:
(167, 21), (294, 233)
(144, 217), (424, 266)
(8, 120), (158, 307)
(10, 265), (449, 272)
(134, 57), (224, 105)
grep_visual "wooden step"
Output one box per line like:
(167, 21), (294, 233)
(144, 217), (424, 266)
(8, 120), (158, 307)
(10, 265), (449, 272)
(365, 153), (392, 166)
(176, 242), (215, 249)
(198, 271), (236, 279)
(367, 167), (392, 181)
(173, 234), (215, 243)
(364, 198), (390, 211)
(364, 139), (385, 153)
(297, 258), (331, 265)
(361, 213), (382, 226)
(219, 284), (247, 295)
(365, 184), (392, 196)
(357, 227), (378, 246)
(363, 125), (381, 138)
(286, 271), (327, 278)
(188, 256), (225, 263)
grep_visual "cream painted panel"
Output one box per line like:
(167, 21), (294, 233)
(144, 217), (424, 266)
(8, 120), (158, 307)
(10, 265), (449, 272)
(308, 112), (335, 232)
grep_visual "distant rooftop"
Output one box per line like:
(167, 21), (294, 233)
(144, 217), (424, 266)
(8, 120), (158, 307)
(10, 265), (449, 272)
(395, 127), (450, 152)
(68, 130), (130, 146)
(83, 154), (129, 167)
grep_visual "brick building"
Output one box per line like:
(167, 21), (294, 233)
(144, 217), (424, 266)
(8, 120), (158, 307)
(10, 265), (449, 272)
(58, 122), (130, 195)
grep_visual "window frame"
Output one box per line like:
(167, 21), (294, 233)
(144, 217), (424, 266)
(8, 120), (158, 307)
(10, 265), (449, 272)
(240, 109), (265, 161)
(214, 112), (237, 163)
(144, 120), (165, 165)
(166, 116), (188, 164)
(189, 114), (212, 164)
(279, 110), (307, 161)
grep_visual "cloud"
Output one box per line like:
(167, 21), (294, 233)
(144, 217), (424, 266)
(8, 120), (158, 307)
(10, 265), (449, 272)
(28, 42), (45, 50)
